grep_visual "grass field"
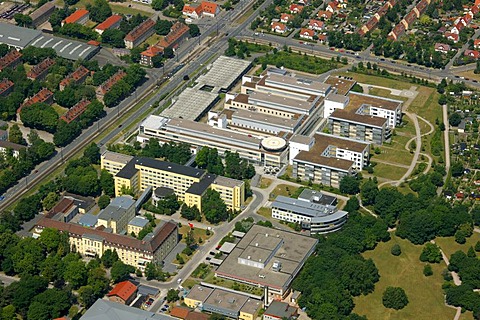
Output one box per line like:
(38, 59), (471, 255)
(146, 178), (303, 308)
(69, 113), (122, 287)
(368, 88), (408, 102)
(435, 233), (480, 258)
(408, 87), (442, 126)
(179, 225), (213, 243)
(456, 70), (480, 82)
(268, 184), (299, 201)
(372, 146), (413, 166)
(257, 207), (272, 219)
(371, 163), (407, 181)
(52, 104), (68, 116)
(354, 234), (457, 320)
(335, 72), (413, 90)
(258, 177), (273, 189)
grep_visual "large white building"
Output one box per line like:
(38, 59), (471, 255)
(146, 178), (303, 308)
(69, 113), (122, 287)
(271, 190), (348, 234)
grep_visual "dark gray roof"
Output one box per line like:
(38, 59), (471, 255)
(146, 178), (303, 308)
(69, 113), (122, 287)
(272, 195), (347, 223)
(264, 301), (297, 318)
(0, 140), (26, 151)
(78, 213), (98, 227)
(185, 173), (216, 195)
(134, 157), (205, 178)
(116, 160), (138, 179)
(298, 189), (337, 206)
(154, 186), (175, 198)
(80, 299), (175, 320)
(0, 22), (42, 48)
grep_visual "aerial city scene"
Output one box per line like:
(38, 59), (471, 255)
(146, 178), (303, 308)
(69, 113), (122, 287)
(0, 0), (479, 318)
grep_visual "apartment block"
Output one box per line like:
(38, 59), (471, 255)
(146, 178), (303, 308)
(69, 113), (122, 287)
(157, 21), (190, 50)
(59, 65), (89, 90)
(101, 151), (245, 212)
(34, 218), (178, 271)
(291, 133), (370, 188)
(0, 79), (14, 97)
(124, 19), (156, 49)
(18, 88), (54, 116)
(0, 50), (22, 72)
(60, 99), (91, 123)
(95, 15), (122, 35)
(62, 9), (89, 26)
(96, 70), (126, 97)
(96, 195), (136, 234)
(138, 115), (288, 167)
(27, 57), (55, 81)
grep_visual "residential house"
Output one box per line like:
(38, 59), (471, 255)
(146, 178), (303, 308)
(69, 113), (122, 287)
(30, 2), (55, 27)
(289, 4), (304, 13)
(95, 15), (122, 34)
(299, 28), (315, 40)
(445, 31), (459, 43)
(27, 58), (55, 81)
(61, 9), (89, 26)
(465, 49), (480, 59)
(59, 65), (89, 90)
(434, 43), (451, 54)
(280, 13), (293, 23)
(317, 10), (333, 19)
(271, 22), (287, 33)
(60, 99), (91, 124)
(388, 23), (406, 40)
(308, 19), (324, 31)
(124, 19), (156, 49)
(317, 34), (328, 43)
(140, 46), (164, 67)
(474, 39), (480, 48)
(0, 50), (22, 72)
(96, 70), (127, 97)
(0, 79), (14, 97)
(401, 10), (417, 29)
(107, 281), (138, 305)
(182, 1), (219, 19)
(413, 0), (428, 17)
(0, 141), (26, 158)
(326, 0), (338, 12)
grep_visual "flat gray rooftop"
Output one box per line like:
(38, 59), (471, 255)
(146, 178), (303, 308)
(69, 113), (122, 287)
(196, 55), (251, 92)
(161, 87), (218, 121)
(29, 34), (99, 60)
(102, 151), (134, 165)
(185, 284), (214, 303)
(0, 22), (42, 48)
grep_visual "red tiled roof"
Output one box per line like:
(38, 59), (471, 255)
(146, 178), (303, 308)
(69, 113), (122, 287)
(27, 58), (55, 80)
(289, 4), (304, 12)
(60, 65), (89, 89)
(46, 197), (74, 218)
(19, 88), (53, 113)
(0, 50), (22, 71)
(317, 10), (333, 19)
(198, 1), (218, 14)
(170, 307), (190, 319)
(107, 281), (137, 302)
(97, 70), (126, 95)
(185, 312), (209, 320)
(95, 15), (122, 31)
(60, 99), (91, 123)
(125, 19), (155, 42)
(141, 46), (164, 58)
(35, 217), (177, 253)
(158, 22), (189, 49)
(281, 13), (293, 21)
(271, 21), (287, 31)
(300, 28), (315, 37)
(0, 78), (14, 95)
(88, 40), (101, 46)
(309, 19), (324, 29)
(63, 9), (89, 24)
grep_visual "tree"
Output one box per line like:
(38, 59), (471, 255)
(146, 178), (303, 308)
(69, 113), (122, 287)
(202, 189), (228, 224)
(42, 192), (59, 211)
(100, 169), (115, 197)
(77, 285), (96, 307)
(64, 259), (87, 289)
(423, 264), (433, 276)
(98, 194), (110, 209)
(360, 178), (378, 206)
(20, 103), (59, 133)
(166, 289), (179, 302)
(419, 243), (442, 263)
(110, 261), (134, 283)
(181, 204), (201, 221)
(87, 0), (112, 23)
(382, 287), (409, 310)
(189, 24), (200, 37)
(451, 162), (464, 177)
(391, 244), (401, 256)
(14, 14), (32, 27)
(152, 0), (166, 10)
(449, 113), (462, 126)
(101, 249), (118, 268)
(38, 228), (69, 255)
(101, 29), (126, 48)
(155, 19), (173, 35)
(8, 124), (26, 145)
(339, 176), (360, 195)
(84, 143), (100, 164)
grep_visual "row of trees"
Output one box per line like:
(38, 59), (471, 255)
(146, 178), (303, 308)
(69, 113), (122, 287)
(196, 147), (255, 180)
(103, 64), (146, 108)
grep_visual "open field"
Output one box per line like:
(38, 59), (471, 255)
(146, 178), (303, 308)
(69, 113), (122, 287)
(372, 146), (413, 166)
(179, 225), (212, 243)
(368, 88), (409, 102)
(268, 184), (299, 200)
(435, 233), (480, 258)
(259, 177), (273, 189)
(354, 234), (457, 320)
(256, 207), (272, 219)
(408, 87), (442, 125)
(52, 104), (68, 116)
(371, 163), (407, 181)
(145, 34), (162, 46)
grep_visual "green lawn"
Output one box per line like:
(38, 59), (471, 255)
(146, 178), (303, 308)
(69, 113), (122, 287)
(52, 104), (68, 116)
(369, 88), (408, 102)
(408, 87), (442, 127)
(179, 225), (213, 243)
(257, 51), (339, 75)
(435, 233), (480, 258)
(269, 184), (299, 201)
(256, 207), (272, 219)
(371, 146), (413, 166)
(109, 3), (152, 16)
(335, 72), (412, 90)
(259, 177), (273, 189)
(371, 163), (407, 181)
(354, 234), (457, 320)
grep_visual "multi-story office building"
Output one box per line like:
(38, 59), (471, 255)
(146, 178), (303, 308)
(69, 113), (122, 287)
(291, 133), (370, 187)
(100, 151), (245, 212)
(271, 191), (348, 234)
(137, 115), (289, 166)
(34, 218), (178, 271)
(348, 92), (402, 128)
(96, 195), (136, 234)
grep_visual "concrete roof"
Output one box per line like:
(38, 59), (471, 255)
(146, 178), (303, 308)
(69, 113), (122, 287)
(161, 87), (218, 121)
(102, 151), (134, 165)
(128, 216), (149, 228)
(324, 76), (356, 95)
(348, 91), (402, 112)
(0, 22), (42, 48)
(196, 55), (251, 92)
(219, 241), (236, 253)
(203, 288), (249, 313)
(185, 284), (214, 303)
(80, 299), (174, 320)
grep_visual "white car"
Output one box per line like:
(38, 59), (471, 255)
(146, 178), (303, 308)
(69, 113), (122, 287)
(177, 278), (182, 284)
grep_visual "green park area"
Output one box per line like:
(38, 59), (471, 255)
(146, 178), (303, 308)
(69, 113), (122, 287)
(354, 234), (455, 320)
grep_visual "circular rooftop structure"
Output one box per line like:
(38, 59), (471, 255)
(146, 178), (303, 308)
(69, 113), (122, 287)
(261, 137), (287, 152)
